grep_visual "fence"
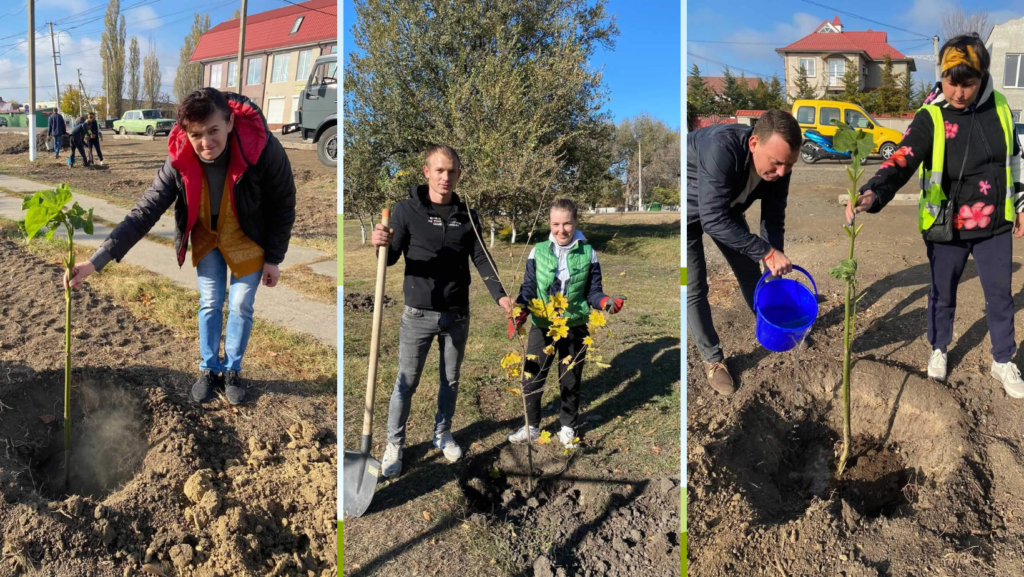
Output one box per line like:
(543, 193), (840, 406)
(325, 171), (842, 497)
(0, 113), (50, 128)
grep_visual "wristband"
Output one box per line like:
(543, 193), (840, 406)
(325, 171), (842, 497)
(764, 248), (775, 263)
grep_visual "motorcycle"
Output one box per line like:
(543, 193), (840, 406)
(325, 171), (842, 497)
(800, 129), (854, 164)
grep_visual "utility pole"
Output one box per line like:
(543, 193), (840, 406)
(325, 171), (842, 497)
(48, 23), (60, 114)
(28, 0), (37, 162)
(237, 0), (248, 91)
(933, 36), (940, 84)
(77, 69), (84, 116)
(637, 139), (643, 212)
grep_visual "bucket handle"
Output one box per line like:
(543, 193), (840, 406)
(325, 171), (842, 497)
(754, 265), (818, 311)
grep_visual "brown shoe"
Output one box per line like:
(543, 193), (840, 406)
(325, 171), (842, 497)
(706, 362), (736, 395)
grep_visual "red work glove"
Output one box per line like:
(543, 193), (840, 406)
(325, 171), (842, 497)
(508, 308), (529, 339)
(600, 296), (625, 314)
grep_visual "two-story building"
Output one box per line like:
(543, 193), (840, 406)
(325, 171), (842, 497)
(987, 16), (1024, 123)
(190, 0), (337, 130)
(776, 16), (916, 102)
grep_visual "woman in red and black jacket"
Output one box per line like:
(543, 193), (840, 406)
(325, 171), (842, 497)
(64, 88), (297, 405)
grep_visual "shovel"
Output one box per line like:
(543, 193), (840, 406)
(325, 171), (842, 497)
(343, 208), (391, 518)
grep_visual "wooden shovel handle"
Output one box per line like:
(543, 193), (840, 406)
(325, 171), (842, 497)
(362, 208), (390, 454)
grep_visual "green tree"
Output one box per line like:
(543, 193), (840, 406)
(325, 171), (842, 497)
(719, 67), (749, 115)
(614, 114), (680, 211)
(345, 0), (619, 236)
(875, 56), (908, 115)
(100, 0), (127, 119)
(173, 13), (211, 104)
(59, 84), (87, 116)
(793, 64), (817, 100)
(768, 74), (786, 108)
(749, 76), (786, 111)
(143, 40), (161, 109)
(127, 37), (141, 110)
(910, 79), (931, 110)
(687, 63), (719, 119)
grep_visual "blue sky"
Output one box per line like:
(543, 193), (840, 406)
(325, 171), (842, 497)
(342, 0), (682, 128)
(686, 0), (1024, 87)
(0, 0), (301, 105)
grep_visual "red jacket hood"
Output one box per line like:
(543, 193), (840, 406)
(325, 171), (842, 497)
(167, 93), (269, 169)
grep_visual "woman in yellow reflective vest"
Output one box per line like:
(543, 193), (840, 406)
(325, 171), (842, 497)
(847, 33), (1024, 397)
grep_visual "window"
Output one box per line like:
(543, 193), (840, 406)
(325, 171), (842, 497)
(844, 109), (870, 129)
(796, 106), (815, 124)
(295, 50), (312, 81)
(330, 44), (337, 54)
(828, 59), (845, 87)
(246, 57), (262, 85)
(820, 107), (841, 127)
(1005, 54), (1023, 89)
(799, 58), (815, 77)
(228, 61), (238, 87)
(210, 63), (222, 88)
(271, 53), (289, 83)
(142, 110), (162, 119)
(290, 16), (304, 34)
(311, 61), (338, 85)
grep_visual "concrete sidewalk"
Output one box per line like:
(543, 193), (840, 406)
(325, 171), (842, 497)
(0, 175), (337, 346)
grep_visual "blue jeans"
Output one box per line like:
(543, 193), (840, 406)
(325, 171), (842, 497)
(53, 135), (62, 158)
(196, 248), (261, 373)
(386, 306), (470, 446)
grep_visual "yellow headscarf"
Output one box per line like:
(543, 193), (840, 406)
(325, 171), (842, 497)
(941, 46), (981, 75)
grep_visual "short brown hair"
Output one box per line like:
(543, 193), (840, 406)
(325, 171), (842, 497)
(423, 145), (461, 170)
(550, 198), (578, 222)
(178, 87), (232, 129)
(752, 110), (802, 152)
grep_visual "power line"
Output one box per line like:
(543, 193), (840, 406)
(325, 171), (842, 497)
(794, 0), (933, 40)
(685, 52), (774, 79)
(688, 38), (935, 46)
(279, 0), (336, 17)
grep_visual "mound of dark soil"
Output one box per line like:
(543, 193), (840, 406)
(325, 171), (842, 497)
(344, 292), (395, 311)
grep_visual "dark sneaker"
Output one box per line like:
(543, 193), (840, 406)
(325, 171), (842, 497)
(192, 370), (218, 403)
(706, 362), (736, 396)
(224, 370), (248, 405)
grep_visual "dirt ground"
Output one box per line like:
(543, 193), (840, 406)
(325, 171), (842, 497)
(687, 162), (1024, 576)
(0, 132), (335, 249)
(0, 236), (337, 576)
(342, 213), (682, 577)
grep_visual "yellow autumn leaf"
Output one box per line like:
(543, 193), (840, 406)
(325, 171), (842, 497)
(499, 226), (512, 235)
(489, 467), (501, 478)
(545, 302), (557, 321)
(500, 352), (522, 369)
(512, 304), (523, 317)
(589, 309), (607, 328)
(547, 324), (568, 341)
(583, 336), (594, 347)
(550, 293), (568, 312)
(528, 298), (547, 318)
(537, 431), (552, 444)
(507, 387), (522, 395)
(526, 354), (538, 361)
(523, 372), (534, 380)
(562, 355), (572, 365)
(543, 345), (555, 355)
(620, 271), (626, 276)
(594, 362), (611, 368)
(552, 315), (568, 328)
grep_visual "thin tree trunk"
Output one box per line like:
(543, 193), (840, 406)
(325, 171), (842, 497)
(63, 244), (72, 490)
(490, 222), (495, 248)
(511, 217), (517, 245)
(356, 212), (367, 245)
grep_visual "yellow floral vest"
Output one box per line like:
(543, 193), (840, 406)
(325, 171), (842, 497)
(190, 174), (264, 277)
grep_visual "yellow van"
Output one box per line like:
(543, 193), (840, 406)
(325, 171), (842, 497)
(791, 99), (904, 161)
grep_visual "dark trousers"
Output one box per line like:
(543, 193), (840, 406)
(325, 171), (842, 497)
(927, 232), (1015, 363)
(522, 323), (589, 430)
(89, 138), (103, 161)
(686, 219), (763, 363)
(69, 138), (87, 165)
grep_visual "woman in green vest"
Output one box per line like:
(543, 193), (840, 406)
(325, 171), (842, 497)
(846, 33), (1024, 397)
(507, 198), (625, 447)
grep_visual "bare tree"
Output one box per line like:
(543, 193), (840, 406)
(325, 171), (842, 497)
(942, 3), (993, 42)
(143, 40), (161, 108)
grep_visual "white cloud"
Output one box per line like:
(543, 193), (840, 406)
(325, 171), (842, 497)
(126, 6), (163, 31)
(0, 32), (103, 104)
(39, 0), (88, 17)
(723, 12), (823, 60)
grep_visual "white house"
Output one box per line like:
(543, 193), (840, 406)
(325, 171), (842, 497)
(988, 16), (1024, 122)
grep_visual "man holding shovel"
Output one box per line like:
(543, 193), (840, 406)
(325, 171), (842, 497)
(370, 145), (512, 477)
(686, 110), (801, 395)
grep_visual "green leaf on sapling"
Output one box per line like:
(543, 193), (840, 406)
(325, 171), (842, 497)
(828, 258), (858, 283)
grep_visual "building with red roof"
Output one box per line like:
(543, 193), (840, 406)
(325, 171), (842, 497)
(190, 0), (337, 129)
(776, 16), (915, 101)
(698, 76), (761, 95)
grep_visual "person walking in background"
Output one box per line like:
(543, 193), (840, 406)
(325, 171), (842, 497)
(686, 109), (802, 396)
(845, 34), (1024, 396)
(86, 112), (104, 166)
(48, 110), (67, 160)
(507, 198), (625, 448)
(67, 116), (90, 168)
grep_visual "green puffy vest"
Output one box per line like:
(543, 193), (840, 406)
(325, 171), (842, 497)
(531, 240), (593, 328)
(917, 91), (1016, 232)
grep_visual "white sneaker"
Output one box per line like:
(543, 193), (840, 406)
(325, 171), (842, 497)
(991, 361), (1024, 399)
(433, 431), (463, 462)
(381, 442), (403, 478)
(508, 425), (540, 444)
(558, 426), (577, 449)
(927, 349), (947, 382)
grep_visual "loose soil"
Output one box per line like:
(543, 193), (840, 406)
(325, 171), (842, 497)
(0, 236), (337, 576)
(342, 293), (394, 311)
(688, 164), (1024, 576)
(0, 132), (336, 249)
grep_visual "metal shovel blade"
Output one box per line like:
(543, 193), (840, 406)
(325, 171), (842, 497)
(342, 449), (381, 518)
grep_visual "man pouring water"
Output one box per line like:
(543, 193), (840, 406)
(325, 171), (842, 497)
(686, 110), (802, 395)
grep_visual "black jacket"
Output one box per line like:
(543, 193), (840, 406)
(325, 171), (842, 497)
(97, 93), (296, 266)
(686, 123), (789, 261)
(70, 122), (87, 145)
(383, 185), (506, 310)
(861, 75), (1024, 240)
(47, 113), (66, 136)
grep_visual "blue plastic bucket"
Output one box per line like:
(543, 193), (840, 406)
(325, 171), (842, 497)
(753, 265), (818, 352)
